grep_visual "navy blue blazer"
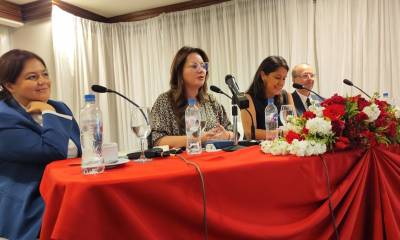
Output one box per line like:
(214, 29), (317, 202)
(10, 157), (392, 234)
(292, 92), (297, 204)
(292, 90), (322, 116)
(0, 98), (81, 240)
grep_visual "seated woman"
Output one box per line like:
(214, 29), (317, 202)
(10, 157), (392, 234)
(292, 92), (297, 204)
(0, 49), (81, 239)
(151, 46), (233, 148)
(241, 56), (295, 140)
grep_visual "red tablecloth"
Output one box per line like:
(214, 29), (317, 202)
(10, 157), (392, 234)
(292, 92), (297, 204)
(39, 145), (400, 240)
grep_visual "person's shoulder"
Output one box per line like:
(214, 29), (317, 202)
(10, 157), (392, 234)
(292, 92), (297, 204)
(207, 92), (218, 102)
(156, 92), (169, 103)
(153, 91), (172, 109)
(0, 99), (19, 115)
(0, 100), (24, 127)
(47, 99), (73, 114)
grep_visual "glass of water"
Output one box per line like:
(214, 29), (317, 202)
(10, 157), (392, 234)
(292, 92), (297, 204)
(130, 107), (151, 163)
(279, 105), (296, 126)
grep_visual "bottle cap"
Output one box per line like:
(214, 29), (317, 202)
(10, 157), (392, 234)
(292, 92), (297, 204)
(84, 94), (95, 102)
(382, 92), (389, 98)
(188, 98), (196, 106)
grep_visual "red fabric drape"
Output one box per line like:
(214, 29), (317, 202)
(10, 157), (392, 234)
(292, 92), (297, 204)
(39, 145), (400, 239)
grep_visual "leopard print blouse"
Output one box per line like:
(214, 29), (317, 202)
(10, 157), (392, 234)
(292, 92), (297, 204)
(150, 92), (233, 145)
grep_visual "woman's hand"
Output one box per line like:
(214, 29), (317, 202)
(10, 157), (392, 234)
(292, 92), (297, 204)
(27, 101), (55, 114)
(202, 124), (233, 141)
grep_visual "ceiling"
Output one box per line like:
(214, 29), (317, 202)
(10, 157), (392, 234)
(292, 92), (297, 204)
(6, 0), (191, 17)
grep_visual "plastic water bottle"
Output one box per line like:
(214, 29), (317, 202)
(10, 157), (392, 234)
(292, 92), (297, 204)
(185, 98), (202, 155)
(79, 94), (105, 175)
(265, 102), (279, 140)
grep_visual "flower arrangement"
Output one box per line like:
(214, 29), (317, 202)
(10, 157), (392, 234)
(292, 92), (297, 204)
(261, 94), (400, 156)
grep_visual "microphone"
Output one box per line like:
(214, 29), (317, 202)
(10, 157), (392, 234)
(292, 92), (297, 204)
(342, 79), (371, 98)
(91, 84), (143, 110)
(224, 75), (249, 109)
(225, 74), (240, 96)
(91, 84), (151, 147)
(210, 85), (232, 100)
(91, 84), (110, 93)
(210, 85), (255, 140)
(292, 83), (325, 100)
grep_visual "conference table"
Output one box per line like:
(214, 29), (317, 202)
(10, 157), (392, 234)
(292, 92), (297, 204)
(39, 145), (400, 240)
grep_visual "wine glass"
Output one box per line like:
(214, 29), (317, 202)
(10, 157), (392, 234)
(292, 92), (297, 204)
(279, 105), (296, 126)
(130, 107), (151, 163)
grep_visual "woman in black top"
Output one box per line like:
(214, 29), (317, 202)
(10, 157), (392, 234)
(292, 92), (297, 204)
(241, 56), (295, 140)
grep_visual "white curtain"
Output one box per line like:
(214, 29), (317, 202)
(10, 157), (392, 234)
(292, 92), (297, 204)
(52, 0), (314, 152)
(0, 25), (11, 55)
(315, 0), (400, 101)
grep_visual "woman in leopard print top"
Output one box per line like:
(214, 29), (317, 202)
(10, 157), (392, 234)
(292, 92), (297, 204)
(151, 46), (233, 148)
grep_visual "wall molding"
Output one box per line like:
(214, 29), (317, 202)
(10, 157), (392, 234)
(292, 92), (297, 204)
(0, 0), (230, 25)
(0, 0), (22, 23)
(108, 0), (230, 23)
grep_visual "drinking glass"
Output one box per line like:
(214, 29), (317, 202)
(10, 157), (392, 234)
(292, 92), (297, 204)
(279, 105), (296, 126)
(130, 107), (151, 163)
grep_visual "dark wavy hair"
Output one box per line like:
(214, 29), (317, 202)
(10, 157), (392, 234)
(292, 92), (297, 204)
(247, 56), (289, 102)
(0, 49), (47, 100)
(168, 46), (209, 131)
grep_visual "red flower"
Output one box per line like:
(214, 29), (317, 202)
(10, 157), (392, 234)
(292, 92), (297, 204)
(322, 94), (346, 107)
(302, 127), (309, 135)
(323, 104), (346, 121)
(360, 130), (377, 146)
(375, 116), (387, 128)
(374, 99), (388, 111)
(331, 120), (345, 136)
(357, 98), (371, 111)
(354, 112), (368, 122)
(335, 136), (350, 150)
(303, 111), (316, 120)
(387, 121), (397, 137)
(285, 131), (302, 144)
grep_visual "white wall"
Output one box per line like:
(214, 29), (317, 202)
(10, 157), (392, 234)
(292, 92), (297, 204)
(9, 18), (57, 98)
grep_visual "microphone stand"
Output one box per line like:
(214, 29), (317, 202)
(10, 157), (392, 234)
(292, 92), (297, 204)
(232, 104), (239, 146)
(108, 90), (149, 125)
(210, 86), (255, 140)
(223, 97), (245, 151)
(92, 85), (152, 148)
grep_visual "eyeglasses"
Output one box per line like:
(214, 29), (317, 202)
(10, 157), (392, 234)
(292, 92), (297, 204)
(297, 73), (315, 79)
(187, 62), (209, 72)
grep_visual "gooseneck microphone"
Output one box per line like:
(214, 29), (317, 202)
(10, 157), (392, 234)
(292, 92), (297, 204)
(225, 75), (249, 109)
(210, 85), (231, 99)
(91, 84), (142, 110)
(342, 79), (371, 98)
(210, 85), (255, 140)
(91, 84), (151, 147)
(292, 83), (325, 100)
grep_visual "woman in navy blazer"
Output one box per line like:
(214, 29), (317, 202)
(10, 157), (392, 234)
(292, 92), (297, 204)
(0, 49), (81, 239)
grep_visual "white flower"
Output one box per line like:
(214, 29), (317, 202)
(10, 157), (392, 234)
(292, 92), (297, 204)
(287, 140), (327, 156)
(260, 139), (290, 155)
(394, 106), (400, 119)
(363, 103), (381, 122)
(288, 139), (309, 156)
(261, 139), (327, 157)
(309, 105), (325, 117)
(282, 121), (302, 134)
(305, 117), (332, 135)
